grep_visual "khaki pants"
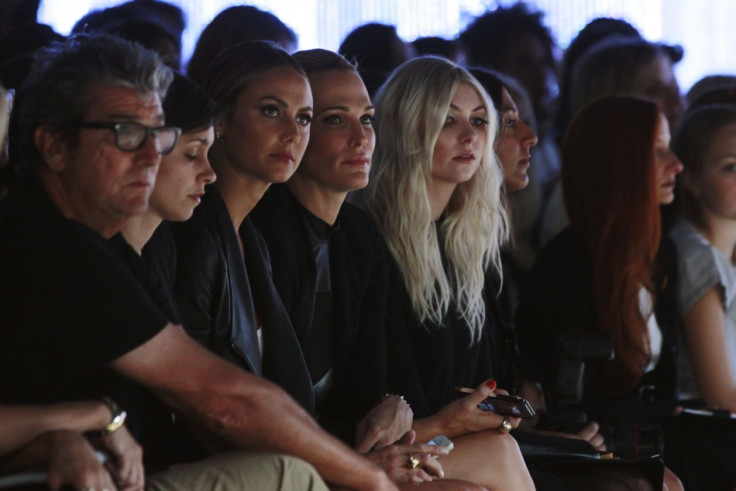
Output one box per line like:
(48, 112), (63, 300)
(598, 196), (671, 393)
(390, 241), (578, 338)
(146, 452), (328, 490)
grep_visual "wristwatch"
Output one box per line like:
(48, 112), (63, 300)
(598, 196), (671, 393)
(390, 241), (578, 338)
(100, 396), (127, 435)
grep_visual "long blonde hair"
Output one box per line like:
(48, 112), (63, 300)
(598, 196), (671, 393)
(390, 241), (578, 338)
(362, 56), (508, 342)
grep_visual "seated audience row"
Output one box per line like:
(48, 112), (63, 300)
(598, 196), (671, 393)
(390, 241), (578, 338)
(0, 33), (389, 490)
(5, 1), (736, 489)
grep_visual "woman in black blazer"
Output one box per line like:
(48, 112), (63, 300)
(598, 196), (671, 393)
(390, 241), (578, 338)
(168, 41), (314, 412)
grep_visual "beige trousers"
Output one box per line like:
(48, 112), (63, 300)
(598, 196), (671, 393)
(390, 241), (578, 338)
(146, 451), (329, 491)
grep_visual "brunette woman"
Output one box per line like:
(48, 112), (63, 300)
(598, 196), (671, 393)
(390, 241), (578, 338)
(469, 68), (538, 194)
(474, 68), (612, 461)
(361, 56), (535, 490)
(515, 96), (684, 488)
(667, 104), (736, 490)
(167, 41), (394, 490)
(121, 73), (216, 269)
(116, 73), (215, 471)
(118, 71), (333, 491)
(671, 104), (736, 409)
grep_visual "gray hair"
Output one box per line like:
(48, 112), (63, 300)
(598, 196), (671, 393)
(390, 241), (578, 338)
(20, 32), (173, 166)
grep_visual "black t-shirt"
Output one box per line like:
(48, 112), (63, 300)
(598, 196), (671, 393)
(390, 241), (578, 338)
(111, 230), (180, 325)
(0, 173), (169, 405)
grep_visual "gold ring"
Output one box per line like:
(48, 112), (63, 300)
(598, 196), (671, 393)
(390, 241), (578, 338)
(408, 454), (420, 468)
(498, 416), (513, 433)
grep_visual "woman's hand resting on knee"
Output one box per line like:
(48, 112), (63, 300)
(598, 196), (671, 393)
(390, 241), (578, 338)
(355, 394), (413, 452)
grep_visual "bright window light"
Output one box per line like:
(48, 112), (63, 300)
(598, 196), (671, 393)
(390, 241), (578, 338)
(37, 0), (735, 91)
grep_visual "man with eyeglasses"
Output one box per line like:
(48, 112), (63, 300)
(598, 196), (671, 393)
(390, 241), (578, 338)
(0, 33), (394, 491)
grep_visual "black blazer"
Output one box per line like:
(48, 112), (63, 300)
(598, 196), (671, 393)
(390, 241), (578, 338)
(168, 186), (313, 413)
(251, 184), (388, 435)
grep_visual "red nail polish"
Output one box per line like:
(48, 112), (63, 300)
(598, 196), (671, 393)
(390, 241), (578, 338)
(486, 379), (497, 391)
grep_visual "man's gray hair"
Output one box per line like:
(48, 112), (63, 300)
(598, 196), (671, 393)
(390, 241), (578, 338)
(19, 32), (173, 166)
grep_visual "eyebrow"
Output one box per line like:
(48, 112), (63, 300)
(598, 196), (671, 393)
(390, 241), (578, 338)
(106, 113), (166, 124)
(187, 138), (211, 145)
(258, 95), (313, 113)
(316, 104), (375, 115)
(449, 104), (486, 112)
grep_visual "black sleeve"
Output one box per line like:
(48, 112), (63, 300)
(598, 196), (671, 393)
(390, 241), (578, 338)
(169, 218), (223, 347)
(515, 228), (595, 386)
(336, 214), (391, 416)
(383, 260), (433, 417)
(143, 223), (178, 289)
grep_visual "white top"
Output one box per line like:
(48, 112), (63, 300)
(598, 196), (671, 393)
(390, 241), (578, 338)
(670, 218), (736, 399)
(639, 287), (663, 372)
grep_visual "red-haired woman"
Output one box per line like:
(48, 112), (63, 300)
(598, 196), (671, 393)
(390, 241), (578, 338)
(516, 95), (684, 466)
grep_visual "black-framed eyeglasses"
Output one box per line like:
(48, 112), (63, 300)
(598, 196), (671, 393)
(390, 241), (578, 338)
(71, 122), (182, 155)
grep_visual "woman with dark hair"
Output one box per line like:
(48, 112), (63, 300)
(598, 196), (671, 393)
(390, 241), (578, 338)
(469, 68), (537, 193)
(115, 73), (216, 471)
(170, 41), (312, 408)
(516, 96), (683, 463)
(472, 68), (615, 458)
(166, 41), (393, 489)
(121, 73), (216, 259)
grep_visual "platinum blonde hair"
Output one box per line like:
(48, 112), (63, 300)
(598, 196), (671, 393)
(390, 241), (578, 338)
(361, 56), (508, 342)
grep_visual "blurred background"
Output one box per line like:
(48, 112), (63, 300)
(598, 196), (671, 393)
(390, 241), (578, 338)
(37, 0), (732, 92)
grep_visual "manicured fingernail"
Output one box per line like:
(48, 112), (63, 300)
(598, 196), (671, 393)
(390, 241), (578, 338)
(486, 379), (497, 391)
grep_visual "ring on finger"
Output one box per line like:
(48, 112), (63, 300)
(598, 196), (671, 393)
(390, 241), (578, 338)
(498, 416), (513, 433)
(408, 453), (420, 468)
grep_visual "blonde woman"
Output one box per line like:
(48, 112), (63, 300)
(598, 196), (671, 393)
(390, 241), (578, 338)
(362, 56), (534, 490)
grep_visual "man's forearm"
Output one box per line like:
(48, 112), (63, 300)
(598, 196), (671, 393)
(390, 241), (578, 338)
(112, 326), (394, 490)
(182, 379), (393, 490)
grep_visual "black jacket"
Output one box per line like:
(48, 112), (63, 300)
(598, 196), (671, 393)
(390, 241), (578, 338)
(168, 186), (313, 413)
(251, 184), (388, 439)
(516, 226), (679, 429)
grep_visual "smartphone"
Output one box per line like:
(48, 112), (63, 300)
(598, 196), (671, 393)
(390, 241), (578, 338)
(477, 394), (536, 420)
(455, 387), (536, 419)
(428, 434), (454, 452)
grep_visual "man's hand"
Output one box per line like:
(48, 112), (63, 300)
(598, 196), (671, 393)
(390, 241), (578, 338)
(363, 431), (448, 484)
(100, 426), (144, 490)
(46, 431), (116, 491)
